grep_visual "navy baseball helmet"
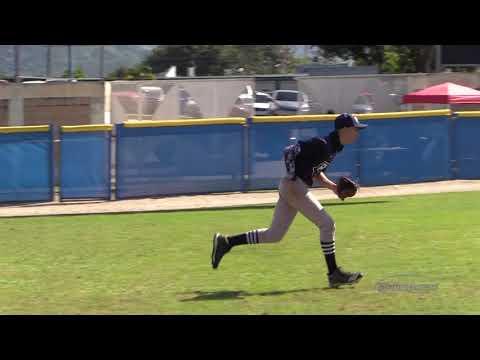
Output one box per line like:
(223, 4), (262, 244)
(335, 113), (368, 130)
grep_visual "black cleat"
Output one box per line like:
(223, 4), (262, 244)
(328, 267), (363, 288)
(211, 233), (231, 269)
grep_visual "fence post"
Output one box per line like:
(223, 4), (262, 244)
(110, 123), (116, 200)
(449, 113), (458, 180)
(50, 125), (56, 202)
(242, 117), (252, 192)
(114, 124), (121, 200)
(52, 124), (61, 202)
(356, 123), (363, 186)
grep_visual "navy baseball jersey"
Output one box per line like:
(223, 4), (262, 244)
(285, 131), (344, 187)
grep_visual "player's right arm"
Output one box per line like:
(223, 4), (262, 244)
(315, 171), (338, 195)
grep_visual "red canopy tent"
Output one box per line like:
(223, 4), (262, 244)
(402, 82), (480, 104)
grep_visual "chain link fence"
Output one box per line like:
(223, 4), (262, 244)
(0, 45), (156, 80)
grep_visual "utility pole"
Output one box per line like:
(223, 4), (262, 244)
(14, 45), (20, 83)
(46, 45), (51, 78)
(435, 45), (442, 73)
(67, 45), (73, 78)
(99, 45), (105, 78)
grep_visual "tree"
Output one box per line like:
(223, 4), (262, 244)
(318, 45), (384, 66)
(126, 64), (155, 80)
(107, 66), (129, 80)
(381, 46), (417, 73)
(410, 45), (436, 73)
(317, 45), (437, 73)
(107, 64), (155, 80)
(381, 46), (402, 73)
(144, 45), (226, 76)
(219, 45), (298, 75)
(107, 45), (302, 79)
(143, 45), (298, 76)
(63, 66), (86, 79)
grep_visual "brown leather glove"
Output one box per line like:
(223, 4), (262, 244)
(336, 176), (358, 201)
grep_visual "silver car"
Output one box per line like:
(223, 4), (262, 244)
(271, 90), (310, 115)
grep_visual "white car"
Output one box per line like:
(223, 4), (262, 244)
(229, 90), (279, 117)
(352, 92), (375, 113)
(254, 91), (279, 116)
(271, 90), (310, 115)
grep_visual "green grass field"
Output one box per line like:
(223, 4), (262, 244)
(0, 191), (479, 314)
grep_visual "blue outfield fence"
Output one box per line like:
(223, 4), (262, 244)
(0, 126), (53, 202)
(248, 118), (358, 190)
(115, 119), (245, 199)
(358, 115), (452, 186)
(452, 114), (480, 179)
(60, 126), (112, 200)
(2, 109), (480, 204)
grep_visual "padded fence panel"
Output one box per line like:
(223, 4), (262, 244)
(358, 116), (451, 186)
(453, 116), (480, 179)
(0, 130), (53, 202)
(247, 120), (358, 190)
(1, 111), (468, 203)
(60, 131), (111, 199)
(116, 123), (244, 198)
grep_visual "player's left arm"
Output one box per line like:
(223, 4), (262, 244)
(315, 171), (338, 195)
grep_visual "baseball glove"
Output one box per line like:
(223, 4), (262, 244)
(336, 176), (358, 201)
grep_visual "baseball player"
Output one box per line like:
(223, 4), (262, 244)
(211, 113), (367, 288)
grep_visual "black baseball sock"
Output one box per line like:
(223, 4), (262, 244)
(227, 230), (259, 247)
(321, 241), (338, 274)
(324, 254), (338, 275)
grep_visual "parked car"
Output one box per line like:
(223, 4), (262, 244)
(229, 93), (254, 117)
(178, 87), (203, 118)
(253, 91), (279, 116)
(139, 86), (165, 115)
(229, 90), (279, 117)
(352, 92), (375, 113)
(271, 90), (310, 115)
(112, 86), (165, 119)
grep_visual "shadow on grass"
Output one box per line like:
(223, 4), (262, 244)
(178, 286), (351, 302)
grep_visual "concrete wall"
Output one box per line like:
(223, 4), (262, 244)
(298, 72), (480, 114)
(0, 82), (105, 126)
(0, 100), (8, 126)
(23, 98), (91, 126)
(256, 79), (298, 92)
